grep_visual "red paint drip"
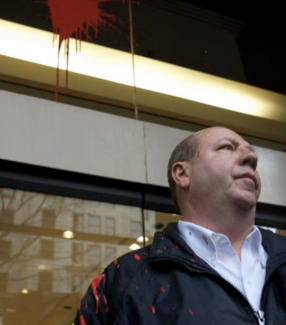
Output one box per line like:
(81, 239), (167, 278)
(91, 273), (108, 314)
(45, 0), (125, 101)
(134, 253), (141, 261)
(80, 314), (87, 325)
(151, 305), (156, 314)
(202, 235), (209, 245)
(188, 308), (194, 316)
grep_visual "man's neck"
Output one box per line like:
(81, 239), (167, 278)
(181, 204), (256, 258)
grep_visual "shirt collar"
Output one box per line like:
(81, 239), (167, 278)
(178, 220), (267, 268)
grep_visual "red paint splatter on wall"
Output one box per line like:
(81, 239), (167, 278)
(134, 253), (141, 261)
(188, 308), (194, 316)
(80, 314), (87, 325)
(151, 305), (156, 314)
(45, 0), (125, 101)
(90, 273), (108, 314)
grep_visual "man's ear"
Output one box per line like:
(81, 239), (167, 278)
(172, 162), (191, 189)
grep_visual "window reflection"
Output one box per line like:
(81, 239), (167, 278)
(0, 187), (148, 325)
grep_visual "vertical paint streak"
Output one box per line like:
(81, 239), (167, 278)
(45, 0), (125, 101)
(128, 0), (138, 119)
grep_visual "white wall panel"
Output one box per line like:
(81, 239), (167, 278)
(0, 90), (146, 183)
(0, 89), (285, 207)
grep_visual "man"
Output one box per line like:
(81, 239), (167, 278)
(75, 127), (286, 325)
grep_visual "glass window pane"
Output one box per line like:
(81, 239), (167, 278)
(0, 186), (146, 325)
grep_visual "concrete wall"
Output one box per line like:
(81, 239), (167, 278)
(0, 89), (285, 207)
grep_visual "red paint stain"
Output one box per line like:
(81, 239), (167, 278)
(188, 308), (194, 316)
(80, 314), (87, 325)
(197, 151), (200, 158)
(151, 305), (156, 314)
(45, 0), (125, 101)
(91, 273), (108, 314)
(190, 258), (195, 263)
(114, 259), (118, 265)
(134, 253), (141, 261)
(161, 286), (165, 293)
(202, 235), (209, 245)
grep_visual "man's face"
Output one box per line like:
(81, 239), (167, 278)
(189, 127), (261, 210)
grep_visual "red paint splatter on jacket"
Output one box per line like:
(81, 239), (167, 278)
(188, 308), (194, 316)
(161, 286), (165, 293)
(134, 253), (141, 261)
(90, 273), (107, 314)
(80, 314), (87, 325)
(151, 305), (156, 314)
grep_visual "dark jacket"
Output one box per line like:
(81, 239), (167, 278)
(75, 223), (286, 325)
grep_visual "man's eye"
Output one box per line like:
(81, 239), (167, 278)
(220, 145), (233, 150)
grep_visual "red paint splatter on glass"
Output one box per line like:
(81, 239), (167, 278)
(91, 273), (108, 314)
(80, 314), (87, 325)
(45, 0), (125, 101)
(151, 305), (156, 314)
(188, 308), (194, 316)
(202, 235), (209, 245)
(134, 253), (141, 261)
(161, 286), (165, 293)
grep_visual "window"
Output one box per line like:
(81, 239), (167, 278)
(105, 247), (116, 265)
(72, 275), (83, 292)
(73, 213), (84, 232)
(86, 245), (101, 265)
(40, 239), (54, 259)
(38, 270), (52, 292)
(72, 243), (84, 264)
(42, 209), (56, 228)
(131, 221), (142, 238)
(0, 209), (14, 224)
(105, 217), (115, 236)
(0, 240), (11, 261)
(88, 215), (101, 234)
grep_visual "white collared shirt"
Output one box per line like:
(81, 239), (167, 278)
(178, 220), (268, 311)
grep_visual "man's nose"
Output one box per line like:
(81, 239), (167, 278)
(239, 148), (258, 170)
